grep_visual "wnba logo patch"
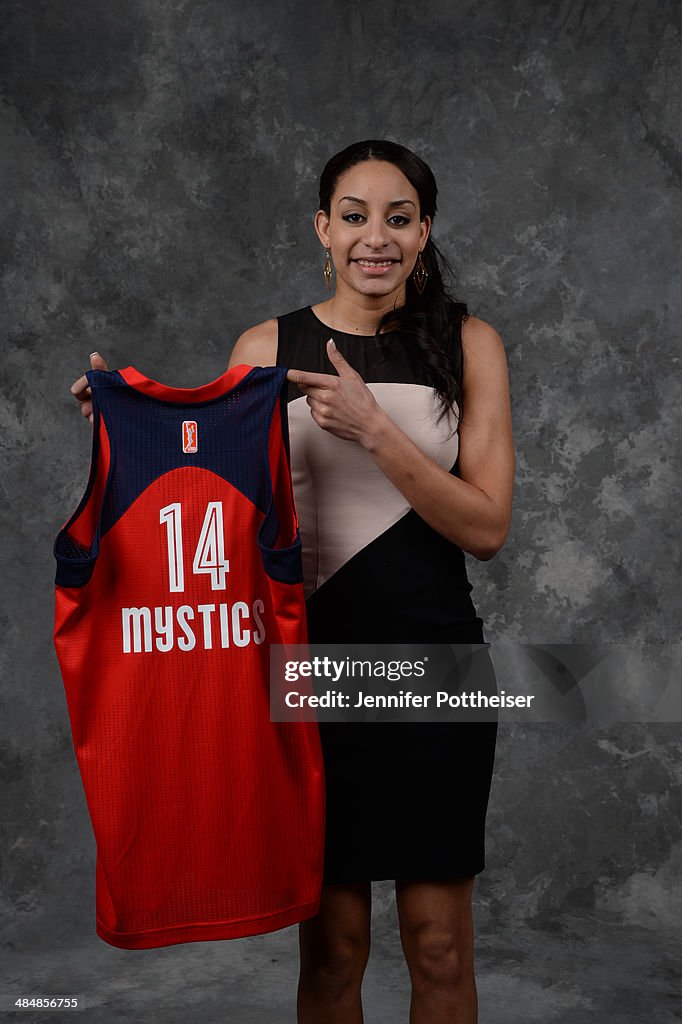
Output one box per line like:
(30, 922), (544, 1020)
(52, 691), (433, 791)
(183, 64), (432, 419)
(182, 420), (198, 453)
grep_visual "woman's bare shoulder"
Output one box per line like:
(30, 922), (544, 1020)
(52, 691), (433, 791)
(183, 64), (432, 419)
(459, 314), (511, 420)
(460, 314), (509, 371)
(227, 317), (279, 369)
(461, 314), (505, 351)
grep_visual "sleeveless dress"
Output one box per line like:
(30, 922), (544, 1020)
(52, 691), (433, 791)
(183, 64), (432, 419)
(277, 305), (498, 884)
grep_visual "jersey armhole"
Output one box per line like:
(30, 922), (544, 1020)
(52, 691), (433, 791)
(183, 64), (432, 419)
(258, 371), (303, 585)
(53, 385), (113, 587)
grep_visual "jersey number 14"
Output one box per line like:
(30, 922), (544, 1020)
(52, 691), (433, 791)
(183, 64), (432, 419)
(159, 501), (229, 592)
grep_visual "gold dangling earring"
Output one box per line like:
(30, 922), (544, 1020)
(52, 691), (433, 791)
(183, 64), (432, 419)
(412, 249), (428, 295)
(323, 248), (333, 290)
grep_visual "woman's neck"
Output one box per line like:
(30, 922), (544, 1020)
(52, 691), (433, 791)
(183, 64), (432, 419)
(316, 294), (402, 335)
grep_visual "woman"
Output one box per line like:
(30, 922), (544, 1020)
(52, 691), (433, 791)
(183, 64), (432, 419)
(72, 139), (514, 1024)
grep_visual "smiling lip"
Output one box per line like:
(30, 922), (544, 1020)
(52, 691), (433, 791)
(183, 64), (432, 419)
(353, 258), (400, 273)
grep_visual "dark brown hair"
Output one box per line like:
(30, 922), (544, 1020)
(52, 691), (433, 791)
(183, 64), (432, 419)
(318, 139), (469, 434)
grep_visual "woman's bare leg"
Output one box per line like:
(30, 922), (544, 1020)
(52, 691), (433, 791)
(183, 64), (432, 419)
(297, 881), (372, 1024)
(396, 876), (478, 1024)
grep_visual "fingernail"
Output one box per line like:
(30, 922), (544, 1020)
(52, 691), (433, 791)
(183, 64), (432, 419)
(89, 351), (99, 358)
(327, 337), (336, 350)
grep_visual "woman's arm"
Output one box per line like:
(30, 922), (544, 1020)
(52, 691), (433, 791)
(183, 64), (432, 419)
(291, 316), (514, 561)
(360, 317), (515, 559)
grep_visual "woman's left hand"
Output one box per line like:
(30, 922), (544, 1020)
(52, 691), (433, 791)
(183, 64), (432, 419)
(286, 338), (387, 445)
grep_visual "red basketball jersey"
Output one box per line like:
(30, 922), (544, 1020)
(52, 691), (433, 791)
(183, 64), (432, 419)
(53, 363), (324, 949)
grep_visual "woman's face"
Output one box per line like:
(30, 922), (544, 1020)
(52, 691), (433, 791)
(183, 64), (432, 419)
(316, 159), (430, 303)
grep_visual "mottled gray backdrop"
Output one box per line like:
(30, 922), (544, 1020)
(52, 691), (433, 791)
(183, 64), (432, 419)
(1, 0), (680, 1021)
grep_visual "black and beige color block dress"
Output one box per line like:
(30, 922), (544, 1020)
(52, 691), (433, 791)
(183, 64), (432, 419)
(277, 304), (498, 884)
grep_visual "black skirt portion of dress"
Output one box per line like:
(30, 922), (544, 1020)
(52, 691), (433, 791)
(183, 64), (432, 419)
(317, 717), (498, 883)
(305, 516), (498, 884)
(277, 305), (498, 884)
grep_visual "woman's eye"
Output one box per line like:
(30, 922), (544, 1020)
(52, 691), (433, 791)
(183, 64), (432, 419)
(342, 214), (411, 225)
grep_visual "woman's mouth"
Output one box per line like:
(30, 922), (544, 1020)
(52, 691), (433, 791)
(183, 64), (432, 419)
(352, 259), (400, 275)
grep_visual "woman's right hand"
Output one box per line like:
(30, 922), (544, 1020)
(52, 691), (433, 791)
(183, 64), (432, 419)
(71, 352), (110, 424)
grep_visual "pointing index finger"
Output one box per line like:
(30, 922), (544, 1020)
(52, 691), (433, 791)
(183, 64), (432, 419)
(286, 368), (338, 390)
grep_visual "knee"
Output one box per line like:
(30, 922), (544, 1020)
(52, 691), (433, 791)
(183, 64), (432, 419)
(301, 935), (370, 993)
(402, 930), (470, 990)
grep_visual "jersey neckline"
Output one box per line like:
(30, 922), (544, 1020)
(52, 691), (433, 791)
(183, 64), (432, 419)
(307, 305), (399, 338)
(118, 364), (258, 402)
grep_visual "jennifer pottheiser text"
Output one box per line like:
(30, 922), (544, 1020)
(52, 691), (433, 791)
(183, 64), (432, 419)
(284, 690), (535, 709)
